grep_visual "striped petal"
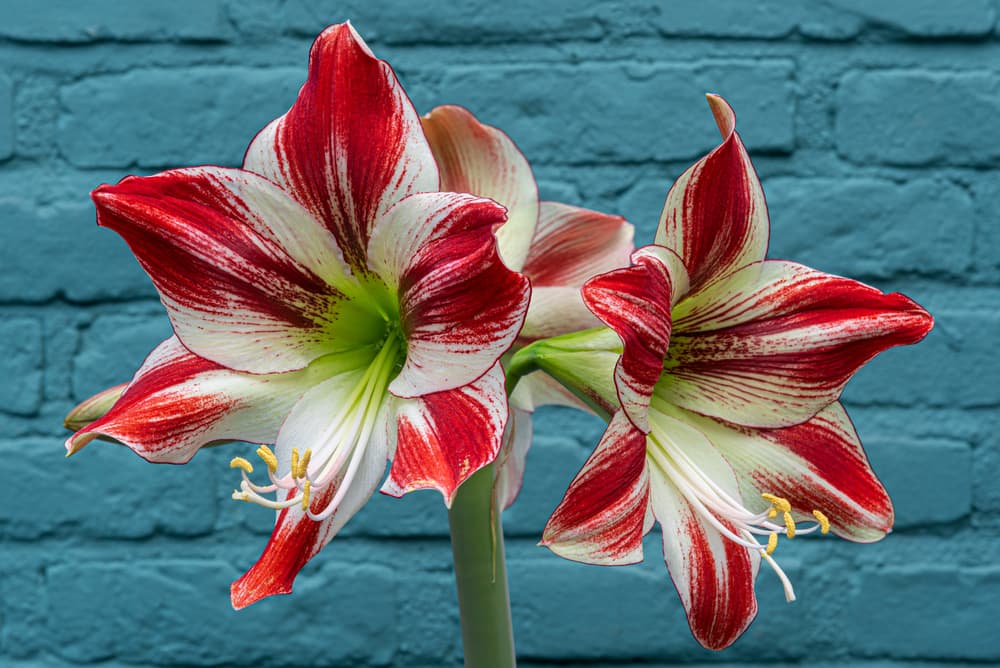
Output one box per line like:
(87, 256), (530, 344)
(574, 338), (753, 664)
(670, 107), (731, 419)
(92, 167), (362, 375)
(421, 105), (538, 271)
(230, 403), (391, 609)
(65, 337), (331, 464)
(367, 192), (530, 398)
(381, 363), (507, 507)
(519, 202), (634, 342)
(541, 411), (649, 565)
(661, 261), (934, 428)
(655, 95), (768, 292)
(649, 467), (759, 650)
(582, 246), (688, 432)
(243, 22), (438, 271)
(495, 407), (533, 510)
(671, 402), (893, 542)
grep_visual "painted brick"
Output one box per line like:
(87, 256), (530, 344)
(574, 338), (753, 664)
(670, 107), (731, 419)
(0, 564), (48, 658)
(970, 176), (1000, 282)
(972, 414), (1000, 514)
(0, 0), (231, 42)
(764, 177), (975, 280)
(848, 566), (1000, 660)
(421, 61), (795, 165)
(652, 0), (800, 38)
(0, 198), (156, 303)
(71, 313), (173, 402)
(0, 437), (217, 539)
(836, 70), (1000, 166)
(228, 0), (604, 43)
(843, 311), (1000, 408)
(864, 438), (972, 528)
(59, 67), (303, 168)
(0, 74), (12, 161)
(0, 317), (43, 416)
(46, 559), (397, 664)
(821, 0), (996, 37)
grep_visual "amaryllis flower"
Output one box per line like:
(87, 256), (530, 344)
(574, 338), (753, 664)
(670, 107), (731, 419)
(64, 23), (531, 609)
(527, 95), (933, 649)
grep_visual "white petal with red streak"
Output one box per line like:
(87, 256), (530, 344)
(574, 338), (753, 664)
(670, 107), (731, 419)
(662, 260), (934, 428)
(230, 396), (393, 609)
(495, 407), (534, 510)
(381, 363), (507, 506)
(646, 408), (760, 650)
(65, 337), (336, 464)
(541, 411), (649, 565)
(92, 167), (364, 374)
(666, 402), (894, 542)
(243, 23), (438, 270)
(655, 95), (768, 293)
(422, 105), (538, 271)
(367, 192), (530, 397)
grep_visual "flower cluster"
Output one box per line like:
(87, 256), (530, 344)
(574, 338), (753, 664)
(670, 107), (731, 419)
(65, 23), (931, 648)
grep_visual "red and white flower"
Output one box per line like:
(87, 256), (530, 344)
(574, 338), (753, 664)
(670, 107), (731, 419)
(531, 95), (933, 649)
(65, 23), (531, 609)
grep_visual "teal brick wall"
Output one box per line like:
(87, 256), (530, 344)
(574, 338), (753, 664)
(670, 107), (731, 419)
(0, 2), (995, 666)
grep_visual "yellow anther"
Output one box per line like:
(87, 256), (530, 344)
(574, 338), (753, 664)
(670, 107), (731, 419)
(291, 448), (300, 478)
(296, 449), (312, 479)
(256, 445), (278, 473)
(768, 507), (778, 519)
(761, 493), (791, 514)
(229, 457), (254, 474)
(783, 511), (796, 539)
(766, 532), (778, 555)
(300, 481), (312, 510)
(813, 510), (831, 535)
(231, 489), (249, 502)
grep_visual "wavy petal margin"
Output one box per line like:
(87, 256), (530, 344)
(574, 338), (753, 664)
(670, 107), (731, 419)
(421, 104), (539, 271)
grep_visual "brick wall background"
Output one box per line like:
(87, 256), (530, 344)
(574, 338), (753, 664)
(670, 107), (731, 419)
(0, 1), (996, 666)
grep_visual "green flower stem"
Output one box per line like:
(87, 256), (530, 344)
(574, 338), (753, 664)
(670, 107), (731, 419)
(448, 463), (516, 668)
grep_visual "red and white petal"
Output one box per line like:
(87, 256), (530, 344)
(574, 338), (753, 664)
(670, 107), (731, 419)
(510, 369), (591, 414)
(582, 246), (686, 432)
(381, 364), (507, 507)
(662, 261), (934, 428)
(674, 402), (893, 542)
(523, 201), (634, 288)
(93, 167), (357, 374)
(495, 408), (533, 510)
(421, 105), (538, 271)
(230, 400), (392, 609)
(655, 95), (768, 293)
(649, 472), (760, 650)
(243, 23), (438, 270)
(65, 337), (318, 464)
(367, 192), (530, 397)
(541, 411), (649, 565)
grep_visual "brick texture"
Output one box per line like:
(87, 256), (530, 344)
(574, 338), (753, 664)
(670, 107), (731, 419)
(0, 2), (993, 667)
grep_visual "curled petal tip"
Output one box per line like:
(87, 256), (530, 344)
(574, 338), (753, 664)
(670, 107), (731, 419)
(705, 93), (736, 140)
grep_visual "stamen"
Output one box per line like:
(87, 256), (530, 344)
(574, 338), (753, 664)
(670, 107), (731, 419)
(761, 493), (791, 513)
(300, 481), (311, 511)
(229, 457), (253, 474)
(813, 510), (830, 534)
(291, 448), (300, 478)
(296, 449), (312, 479)
(256, 445), (278, 473)
(766, 532), (778, 555)
(783, 512), (796, 539)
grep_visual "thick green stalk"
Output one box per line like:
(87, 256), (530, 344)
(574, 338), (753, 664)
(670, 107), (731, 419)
(448, 463), (516, 668)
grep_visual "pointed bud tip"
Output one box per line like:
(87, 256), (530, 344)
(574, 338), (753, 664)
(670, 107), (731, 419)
(705, 93), (736, 140)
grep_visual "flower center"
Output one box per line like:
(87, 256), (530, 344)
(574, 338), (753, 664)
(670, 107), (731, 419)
(645, 406), (829, 603)
(230, 332), (403, 519)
